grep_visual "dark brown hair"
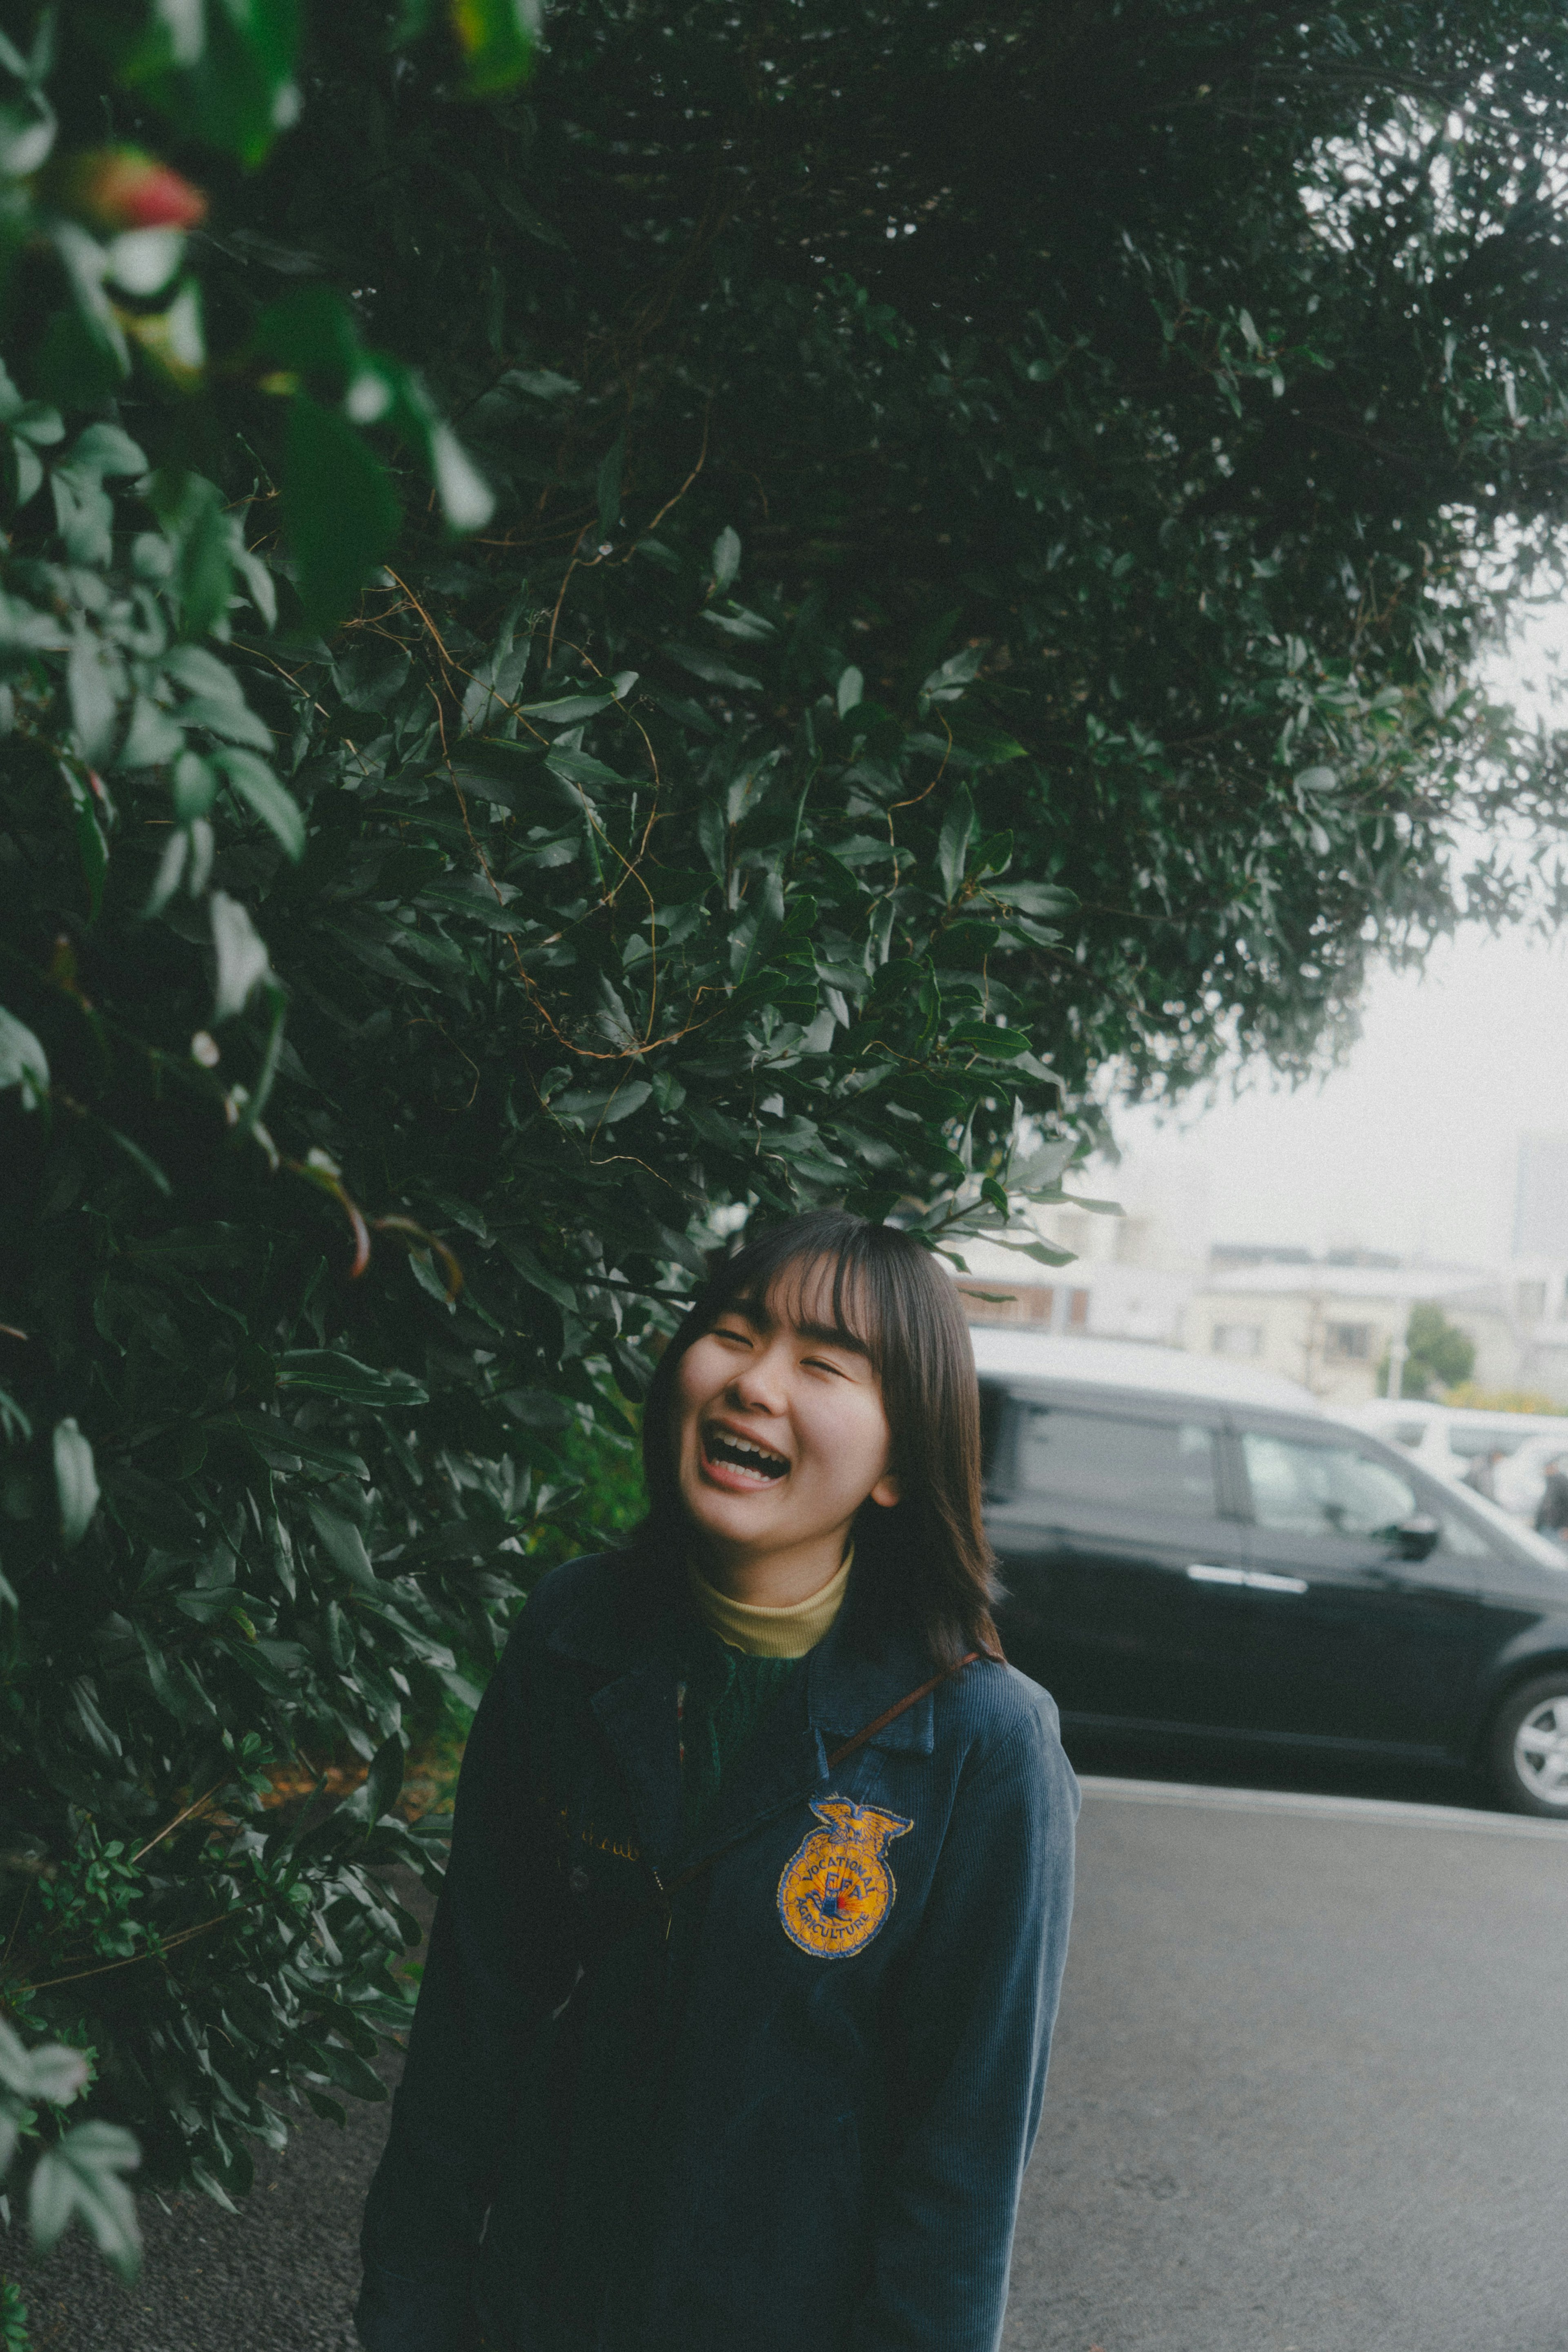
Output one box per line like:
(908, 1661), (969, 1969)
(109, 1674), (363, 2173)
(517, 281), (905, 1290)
(639, 1209), (1002, 1667)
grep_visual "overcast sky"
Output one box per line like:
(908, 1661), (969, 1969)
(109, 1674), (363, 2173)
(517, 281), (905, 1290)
(1098, 609), (1568, 1270)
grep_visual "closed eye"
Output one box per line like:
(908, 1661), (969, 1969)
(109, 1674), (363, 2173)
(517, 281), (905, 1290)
(802, 1354), (854, 1378)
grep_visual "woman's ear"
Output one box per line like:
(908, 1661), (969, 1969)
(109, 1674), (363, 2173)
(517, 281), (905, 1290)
(869, 1467), (902, 1509)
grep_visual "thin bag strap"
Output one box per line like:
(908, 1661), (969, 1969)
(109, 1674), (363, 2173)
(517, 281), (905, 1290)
(824, 1650), (980, 1770)
(655, 1650), (982, 1905)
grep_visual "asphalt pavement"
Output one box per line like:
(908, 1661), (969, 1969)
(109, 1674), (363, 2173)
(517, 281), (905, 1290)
(20, 2060), (395, 2352)
(1004, 1774), (1568, 2352)
(21, 1768), (1568, 2352)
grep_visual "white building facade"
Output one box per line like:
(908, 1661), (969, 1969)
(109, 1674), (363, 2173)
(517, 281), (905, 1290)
(1182, 1260), (1523, 1407)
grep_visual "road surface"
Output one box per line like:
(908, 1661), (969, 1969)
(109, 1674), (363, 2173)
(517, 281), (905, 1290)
(1004, 1776), (1568, 2352)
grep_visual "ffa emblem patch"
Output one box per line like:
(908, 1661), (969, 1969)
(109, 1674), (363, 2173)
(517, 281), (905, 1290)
(777, 1796), (913, 1958)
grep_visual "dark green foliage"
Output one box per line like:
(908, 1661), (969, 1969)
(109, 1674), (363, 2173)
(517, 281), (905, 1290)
(0, 0), (1081, 2254)
(225, 0), (1568, 1090)
(5, 0), (1568, 2277)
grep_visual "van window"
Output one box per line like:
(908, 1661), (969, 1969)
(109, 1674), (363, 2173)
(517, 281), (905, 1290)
(1437, 1507), (1492, 1560)
(1241, 1433), (1417, 1539)
(1021, 1408), (1218, 1516)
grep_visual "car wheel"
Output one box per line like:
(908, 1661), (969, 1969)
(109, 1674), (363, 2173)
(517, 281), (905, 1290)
(1489, 1674), (1568, 1817)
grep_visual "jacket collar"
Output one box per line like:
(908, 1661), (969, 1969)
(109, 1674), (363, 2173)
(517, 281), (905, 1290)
(544, 1548), (939, 1876)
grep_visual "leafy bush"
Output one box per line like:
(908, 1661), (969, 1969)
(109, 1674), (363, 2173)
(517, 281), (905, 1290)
(1387, 1304), (1479, 1400)
(0, 0), (1074, 2273)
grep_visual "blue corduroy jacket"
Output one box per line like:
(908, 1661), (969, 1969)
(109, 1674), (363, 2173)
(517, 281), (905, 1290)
(356, 1547), (1078, 2352)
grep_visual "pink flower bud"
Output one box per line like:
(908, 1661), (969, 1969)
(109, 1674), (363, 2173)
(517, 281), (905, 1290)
(49, 147), (207, 234)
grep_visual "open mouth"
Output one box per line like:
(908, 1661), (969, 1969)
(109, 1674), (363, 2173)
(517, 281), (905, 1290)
(702, 1426), (789, 1484)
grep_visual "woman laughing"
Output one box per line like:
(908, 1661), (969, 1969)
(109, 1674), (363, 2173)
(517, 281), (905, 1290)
(357, 1208), (1078, 2352)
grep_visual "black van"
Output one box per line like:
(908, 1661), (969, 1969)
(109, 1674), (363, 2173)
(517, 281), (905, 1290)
(979, 1371), (1568, 1816)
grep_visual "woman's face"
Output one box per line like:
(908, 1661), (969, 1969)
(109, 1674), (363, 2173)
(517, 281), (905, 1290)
(673, 1259), (900, 1581)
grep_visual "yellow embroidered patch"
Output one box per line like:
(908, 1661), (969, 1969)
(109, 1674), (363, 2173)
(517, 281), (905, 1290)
(777, 1795), (913, 1958)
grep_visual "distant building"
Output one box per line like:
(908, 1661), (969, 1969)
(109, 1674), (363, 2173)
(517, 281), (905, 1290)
(956, 1154), (1555, 1406)
(1183, 1260), (1521, 1407)
(1503, 1135), (1568, 1401)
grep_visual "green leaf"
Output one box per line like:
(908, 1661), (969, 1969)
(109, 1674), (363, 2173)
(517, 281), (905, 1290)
(71, 1675), (122, 1759)
(988, 1236), (1076, 1270)
(427, 420), (494, 531)
(53, 1418), (99, 1548)
(0, 1384), (32, 1445)
(118, 696), (186, 769)
(96, 1121), (173, 1198)
(69, 422), (147, 479)
(0, 83), (55, 176)
(544, 747), (633, 794)
(125, 0), (303, 168)
(304, 1500), (378, 1592)
(0, 1006), (49, 1108)
(173, 749), (218, 820)
(227, 1412), (369, 1480)
(22, 2043), (91, 2107)
(277, 1351), (430, 1406)
(105, 227), (186, 297)
(599, 1079), (651, 1124)
(325, 1598), (356, 1669)
(710, 525), (741, 591)
(937, 784), (976, 902)
(209, 892), (271, 1022)
(66, 635), (118, 763)
(146, 470), (235, 638)
(350, 1728), (405, 1821)
(29, 2121), (141, 2282)
(450, 0), (541, 95)
(71, 785), (109, 925)
(281, 395), (401, 634)
(664, 642), (762, 691)
(0, 2022), (86, 2106)
(517, 689), (617, 723)
(215, 748), (305, 859)
(990, 880), (1076, 918)
(921, 646), (984, 704)
(42, 227), (130, 395)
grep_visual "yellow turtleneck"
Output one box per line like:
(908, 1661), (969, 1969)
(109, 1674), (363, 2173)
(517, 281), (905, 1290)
(687, 1548), (853, 1659)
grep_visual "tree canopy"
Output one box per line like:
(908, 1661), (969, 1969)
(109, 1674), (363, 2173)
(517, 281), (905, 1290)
(4, 0), (1568, 2299)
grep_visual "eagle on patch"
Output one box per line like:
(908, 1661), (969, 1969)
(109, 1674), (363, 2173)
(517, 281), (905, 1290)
(777, 1795), (913, 1958)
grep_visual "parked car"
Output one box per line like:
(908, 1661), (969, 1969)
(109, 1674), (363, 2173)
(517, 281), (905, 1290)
(1347, 1398), (1568, 1521)
(976, 1346), (1568, 1817)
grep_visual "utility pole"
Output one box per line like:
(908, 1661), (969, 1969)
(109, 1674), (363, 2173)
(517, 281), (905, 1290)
(1386, 1300), (1410, 1400)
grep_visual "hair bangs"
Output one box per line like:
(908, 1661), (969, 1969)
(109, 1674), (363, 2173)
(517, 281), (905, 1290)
(721, 1235), (884, 1374)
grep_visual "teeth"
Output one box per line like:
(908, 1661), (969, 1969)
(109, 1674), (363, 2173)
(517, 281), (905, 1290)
(708, 1429), (787, 1474)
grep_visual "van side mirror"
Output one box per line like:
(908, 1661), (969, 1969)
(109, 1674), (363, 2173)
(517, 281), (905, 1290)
(1390, 1514), (1440, 1562)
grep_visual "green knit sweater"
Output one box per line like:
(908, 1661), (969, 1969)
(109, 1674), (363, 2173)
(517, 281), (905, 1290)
(677, 1627), (802, 1833)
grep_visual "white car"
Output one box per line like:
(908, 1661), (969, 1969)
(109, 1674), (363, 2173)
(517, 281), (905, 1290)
(1347, 1399), (1568, 1523)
